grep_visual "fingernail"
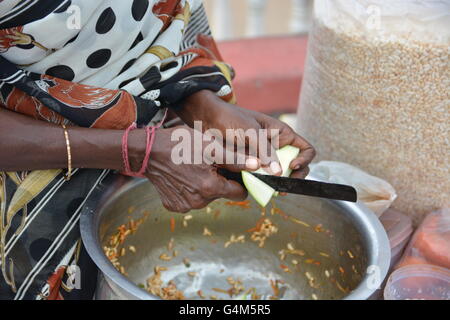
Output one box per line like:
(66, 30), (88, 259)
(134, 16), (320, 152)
(246, 158), (259, 170)
(270, 162), (282, 175)
(294, 164), (301, 170)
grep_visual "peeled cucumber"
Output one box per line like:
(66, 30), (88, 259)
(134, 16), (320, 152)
(278, 145), (300, 178)
(274, 145), (300, 196)
(242, 171), (275, 208)
(242, 146), (300, 207)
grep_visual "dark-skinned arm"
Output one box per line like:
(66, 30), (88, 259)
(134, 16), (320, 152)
(0, 108), (147, 172)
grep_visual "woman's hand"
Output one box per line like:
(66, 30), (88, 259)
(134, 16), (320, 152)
(178, 90), (316, 179)
(128, 126), (260, 213)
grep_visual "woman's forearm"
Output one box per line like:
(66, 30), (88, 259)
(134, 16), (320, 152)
(0, 108), (147, 172)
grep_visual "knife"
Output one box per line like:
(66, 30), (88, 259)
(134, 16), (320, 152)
(218, 169), (358, 202)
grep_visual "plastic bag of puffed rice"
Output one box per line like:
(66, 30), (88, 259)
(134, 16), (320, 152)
(310, 161), (397, 217)
(297, 0), (449, 224)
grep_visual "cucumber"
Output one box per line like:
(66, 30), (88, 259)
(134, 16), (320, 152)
(242, 146), (300, 207)
(278, 145), (300, 177)
(242, 171), (275, 208)
(278, 114), (297, 129)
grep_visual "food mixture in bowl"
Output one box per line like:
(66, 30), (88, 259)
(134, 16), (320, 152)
(100, 184), (368, 300)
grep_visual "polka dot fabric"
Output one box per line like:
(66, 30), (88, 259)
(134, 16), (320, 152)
(0, 0), (235, 128)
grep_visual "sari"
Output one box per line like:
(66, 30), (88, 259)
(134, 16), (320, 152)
(0, 0), (235, 299)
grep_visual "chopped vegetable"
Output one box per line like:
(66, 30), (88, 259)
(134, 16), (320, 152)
(289, 217), (310, 228)
(347, 250), (355, 259)
(159, 253), (172, 261)
(250, 219), (278, 248)
(280, 264), (291, 273)
(203, 227), (212, 237)
(242, 171), (275, 208)
(225, 200), (251, 209)
(146, 266), (184, 300)
(314, 224), (325, 233)
(167, 238), (175, 251)
(224, 234), (246, 248)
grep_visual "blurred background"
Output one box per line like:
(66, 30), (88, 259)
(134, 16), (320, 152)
(204, 0), (313, 40)
(202, 0), (314, 114)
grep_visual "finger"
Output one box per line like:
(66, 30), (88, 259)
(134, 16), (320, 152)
(237, 126), (281, 176)
(289, 134), (316, 171)
(216, 145), (261, 172)
(290, 166), (310, 179)
(218, 176), (248, 201)
(216, 157), (260, 172)
(257, 140), (282, 176)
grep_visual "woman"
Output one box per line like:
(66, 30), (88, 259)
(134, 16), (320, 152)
(0, 0), (315, 300)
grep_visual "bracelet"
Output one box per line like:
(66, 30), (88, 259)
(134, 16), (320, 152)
(121, 123), (147, 178)
(121, 110), (168, 178)
(61, 123), (72, 181)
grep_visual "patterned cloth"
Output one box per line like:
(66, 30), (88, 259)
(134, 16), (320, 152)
(0, 0), (235, 300)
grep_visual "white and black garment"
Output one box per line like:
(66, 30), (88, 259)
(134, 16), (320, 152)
(0, 0), (235, 300)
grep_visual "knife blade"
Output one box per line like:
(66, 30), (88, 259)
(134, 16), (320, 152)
(217, 169), (357, 202)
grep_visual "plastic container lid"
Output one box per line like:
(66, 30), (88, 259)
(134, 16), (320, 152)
(380, 208), (413, 249)
(384, 264), (450, 300)
(390, 236), (410, 269)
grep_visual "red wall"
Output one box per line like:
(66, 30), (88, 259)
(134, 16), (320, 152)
(218, 36), (308, 114)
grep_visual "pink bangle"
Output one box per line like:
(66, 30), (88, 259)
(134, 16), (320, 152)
(121, 110), (168, 178)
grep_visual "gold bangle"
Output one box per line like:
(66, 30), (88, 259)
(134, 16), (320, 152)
(61, 123), (72, 181)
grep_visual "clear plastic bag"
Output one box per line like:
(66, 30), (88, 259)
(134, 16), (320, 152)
(297, 0), (450, 224)
(313, 0), (450, 43)
(310, 161), (397, 217)
(397, 208), (450, 270)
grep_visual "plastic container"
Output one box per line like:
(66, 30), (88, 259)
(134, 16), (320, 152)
(384, 264), (450, 300)
(369, 209), (413, 300)
(397, 208), (450, 270)
(380, 208), (413, 269)
(380, 208), (413, 249)
(390, 237), (410, 269)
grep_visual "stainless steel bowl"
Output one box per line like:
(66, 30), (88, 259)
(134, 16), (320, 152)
(80, 173), (390, 300)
